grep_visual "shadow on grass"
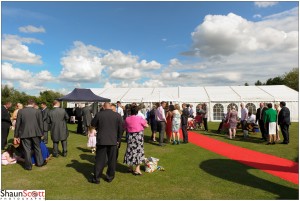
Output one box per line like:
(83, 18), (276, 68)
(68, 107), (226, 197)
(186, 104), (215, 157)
(66, 159), (93, 181)
(79, 153), (129, 174)
(143, 133), (162, 146)
(80, 153), (95, 163)
(77, 146), (92, 153)
(200, 159), (298, 199)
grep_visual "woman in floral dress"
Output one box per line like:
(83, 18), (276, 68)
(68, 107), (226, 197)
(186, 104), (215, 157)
(124, 105), (149, 175)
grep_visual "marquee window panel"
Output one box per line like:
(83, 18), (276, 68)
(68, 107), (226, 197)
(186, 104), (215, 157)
(213, 103), (224, 120)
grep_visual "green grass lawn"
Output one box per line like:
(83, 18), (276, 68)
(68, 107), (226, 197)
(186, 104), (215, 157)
(1, 122), (298, 200)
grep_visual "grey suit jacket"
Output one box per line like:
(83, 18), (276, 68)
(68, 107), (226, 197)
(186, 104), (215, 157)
(41, 107), (50, 131)
(48, 107), (69, 142)
(82, 106), (92, 126)
(14, 106), (43, 139)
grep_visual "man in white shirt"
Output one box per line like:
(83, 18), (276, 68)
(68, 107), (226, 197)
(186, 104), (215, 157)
(116, 101), (124, 117)
(155, 101), (167, 146)
(240, 102), (249, 138)
(189, 104), (196, 118)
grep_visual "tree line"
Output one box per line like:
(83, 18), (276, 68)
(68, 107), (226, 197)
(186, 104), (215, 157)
(245, 68), (298, 91)
(1, 86), (64, 112)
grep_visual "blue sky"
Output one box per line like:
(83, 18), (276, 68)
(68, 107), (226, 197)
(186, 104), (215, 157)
(1, 1), (299, 95)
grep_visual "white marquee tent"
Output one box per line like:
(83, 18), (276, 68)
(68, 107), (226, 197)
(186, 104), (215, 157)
(84, 85), (298, 122)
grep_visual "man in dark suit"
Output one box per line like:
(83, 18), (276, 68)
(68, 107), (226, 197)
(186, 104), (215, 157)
(90, 102), (123, 184)
(1, 101), (12, 150)
(256, 103), (268, 141)
(181, 103), (189, 143)
(48, 100), (69, 157)
(74, 104), (83, 134)
(278, 101), (291, 144)
(40, 102), (50, 144)
(14, 99), (45, 170)
(82, 103), (92, 135)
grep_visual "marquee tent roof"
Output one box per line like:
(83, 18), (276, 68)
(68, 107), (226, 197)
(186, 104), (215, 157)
(58, 88), (111, 102)
(89, 85), (298, 103)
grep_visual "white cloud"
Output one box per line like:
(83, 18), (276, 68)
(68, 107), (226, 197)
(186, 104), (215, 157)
(2, 34), (43, 64)
(59, 41), (105, 82)
(2, 62), (54, 92)
(135, 60), (161, 70)
(110, 67), (141, 80)
(103, 82), (117, 88)
(101, 50), (138, 68)
(35, 70), (53, 81)
(260, 7), (298, 32)
(253, 14), (262, 19)
(169, 58), (182, 67)
(254, 2), (278, 8)
(162, 38), (167, 42)
(2, 81), (14, 88)
(143, 79), (164, 87)
(19, 25), (46, 33)
(161, 72), (180, 80)
(2, 62), (32, 80)
(190, 11), (298, 58)
(59, 42), (162, 83)
(19, 80), (46, 90)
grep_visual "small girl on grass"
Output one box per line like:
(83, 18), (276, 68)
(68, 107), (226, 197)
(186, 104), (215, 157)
(87, 126), (97, 153)
(1, 145), (18, 165)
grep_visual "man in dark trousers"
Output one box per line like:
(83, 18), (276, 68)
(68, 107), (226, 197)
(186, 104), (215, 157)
(256, 102), (268, 141)
(82, 103), (92, 135)
(14, 99), (45, 170)
(90, 102), (123, 184)
(155, 101), (167, 146)
(74, 104), (83, 134)
(181, 103), (189, 143)
(1, 101), (12, 150)
(278, 101), (291, 144)
(48, 100), (69, 157)
(40, 102), (50, 144)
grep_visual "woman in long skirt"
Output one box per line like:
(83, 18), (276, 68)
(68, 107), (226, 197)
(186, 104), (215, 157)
(124, 106), (149, 175)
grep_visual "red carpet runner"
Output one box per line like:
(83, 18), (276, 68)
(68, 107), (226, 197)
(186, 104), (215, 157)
(185, 131), (299, 185)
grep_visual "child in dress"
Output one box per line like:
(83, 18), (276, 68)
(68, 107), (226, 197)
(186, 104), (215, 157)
(1, 145), (17, 165)
(87, 126), (97, 153)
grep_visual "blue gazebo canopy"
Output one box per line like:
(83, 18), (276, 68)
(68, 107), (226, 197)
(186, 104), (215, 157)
(58, 88), (111, 102)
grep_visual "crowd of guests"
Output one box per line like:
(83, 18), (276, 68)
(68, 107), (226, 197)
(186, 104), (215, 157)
(1, 99), (292, 184)
(217, 102), (291, 145)
(1, 99), (69, 170)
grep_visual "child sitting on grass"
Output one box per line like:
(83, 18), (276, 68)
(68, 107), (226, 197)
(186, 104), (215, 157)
(87, 126), (97, 153)
(1, 145), (18, 165)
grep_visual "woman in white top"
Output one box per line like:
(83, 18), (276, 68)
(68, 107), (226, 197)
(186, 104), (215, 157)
(172, 104), (182, 145)
(11, 103), (23, 130)
(274, 103), (281, 141)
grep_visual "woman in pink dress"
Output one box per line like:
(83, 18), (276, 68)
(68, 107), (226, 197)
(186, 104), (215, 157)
(124, 106), (149, 175)
(87, 126), (97, 153)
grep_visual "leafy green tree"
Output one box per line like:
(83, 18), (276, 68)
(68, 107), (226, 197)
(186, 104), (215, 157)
(265, 76), (285, 85)
(39, 90), (64, 108)
(254, 80), (263, 86)
(1, 85), (64, 110)
(283, 68), (298, 91)
(244, 82), (249, 86)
